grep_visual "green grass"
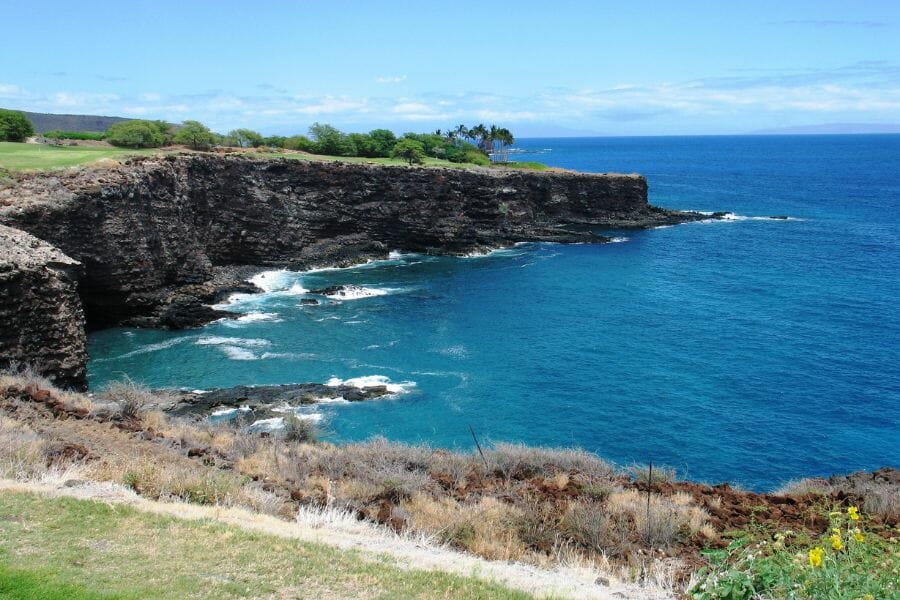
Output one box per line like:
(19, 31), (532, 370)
(246, 149), (477, 169)
(0, 491), (533, 600)
(0, 142), (548, 174)
(493, 161), (550, 171)
(0, 142), (162, 171)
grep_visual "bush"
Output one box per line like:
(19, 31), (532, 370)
(391, 138), (425, 165)
(282, 413), (318, 443)
(284, 135), (315, 152)
(308, 122), (356, 156)
(464, 148), (490, 166)
(173, 120), (215, 150)
(692, 506), (899, 600)
(106, 120), (166, 148)
(95, 378), (157, 420)
(0, 109), (34, 142)
(43, 130), (106, 141)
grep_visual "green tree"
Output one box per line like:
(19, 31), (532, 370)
(174, 120), (215, 150)
(347, 132), (377, 157)
(262, 135), (287, 148)
(0, 109), (35, 142)
(151, 120), (175, 146)
(391, 138), (426, 165)
(368, 129), (397, 156)
(227, 128), (263, 148)
(105, 120), (164, 148)
(308, 122), (355, 156)
(284, 135), (315, 152)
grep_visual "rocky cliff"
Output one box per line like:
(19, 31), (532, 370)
(0, 154), (707, 386)
(0, 224), (86, 389)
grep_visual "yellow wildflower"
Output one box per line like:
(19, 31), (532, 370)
(830, 533), (844, 551)
(808, 547), (824, 567)
(852, 528), (864, 543)
(832, 528), (841, 535)
(848, 506), (860, 520)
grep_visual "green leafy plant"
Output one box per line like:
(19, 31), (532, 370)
(692, 506), (899, 599)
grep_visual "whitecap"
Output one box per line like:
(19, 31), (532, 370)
(195, 336), (271, 347)
(324, 285), (391, 300)
(436, 345), (468, 358)
(249, 417), (284, 431)
(326, 374), (416, 394)
(249, 269), (293, 292)
(609, 236), (629, 243)
(210, 406), (251, 417)
(114, 337), (191, 359)
(221, 346), (258, 360)
(222, 312), (283, 327)
(259, 352), (317, 360)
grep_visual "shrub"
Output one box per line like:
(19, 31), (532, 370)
(488, 442), (614, 480)
(282, 413), (318, 443)
(284, 135), (315, 152)
(692, 506), (899, 599)
(43, 130), (106, 141)
(173, 120), (215, 150)
(391, 138), (425, 165)
(105, 120), (165, 148)
(95, 378), (157, 420)
(0, 109), (34, 142)
(463, 148), (490, 166)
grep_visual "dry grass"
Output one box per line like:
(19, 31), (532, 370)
(488, 442), (615, 480)
(605, 489), (710, 550)
(0, 414), (46, 479)
(95, 378), (162, 420)
(404, 493), (525, 561)
(776, 476), (899, 520)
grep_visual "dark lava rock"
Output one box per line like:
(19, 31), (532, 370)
(167, 382), (393, 419)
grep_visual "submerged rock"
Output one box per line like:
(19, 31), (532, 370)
(166, 382), (393, 419)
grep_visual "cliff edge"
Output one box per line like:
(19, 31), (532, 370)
(0, 154), (706, 386)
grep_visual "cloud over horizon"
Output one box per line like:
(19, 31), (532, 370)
(2, 61), (898, 135)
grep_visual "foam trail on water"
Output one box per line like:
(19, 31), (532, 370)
(112, 337), (191, 359)
(221, 346), (257, 360)
(195, 336), (271, 347)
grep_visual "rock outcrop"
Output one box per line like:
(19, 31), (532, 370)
(0, 154), (710, 386)
(0, 225), (87, 389)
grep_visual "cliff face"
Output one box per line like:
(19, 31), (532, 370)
(0, 154), (694, 386)
(0, 225), (86, 389)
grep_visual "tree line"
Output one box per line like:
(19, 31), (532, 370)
(1, 108), (516, 167)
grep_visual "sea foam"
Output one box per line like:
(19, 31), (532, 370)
(326, 374), (416, 394)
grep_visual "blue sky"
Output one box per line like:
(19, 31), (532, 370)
(2, 0), (898, 136)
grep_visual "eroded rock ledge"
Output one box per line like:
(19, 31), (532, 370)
(0, 154), (712, 387)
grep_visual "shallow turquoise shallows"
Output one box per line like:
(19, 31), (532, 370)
(88, 134), (900, 491)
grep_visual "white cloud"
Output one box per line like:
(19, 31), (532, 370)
(375, 75), (407, 84)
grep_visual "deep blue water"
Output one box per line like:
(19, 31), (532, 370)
(88, 135), (900, 491)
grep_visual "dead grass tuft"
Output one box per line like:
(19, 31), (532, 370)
(488, 443), (615, 480)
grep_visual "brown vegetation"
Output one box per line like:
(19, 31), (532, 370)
(1, 371), (897, 591)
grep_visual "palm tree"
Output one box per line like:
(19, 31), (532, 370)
(470, 124), (488, 151)
(454, 124), (470, 141)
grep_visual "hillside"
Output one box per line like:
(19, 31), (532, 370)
(11, 109), (128, 134)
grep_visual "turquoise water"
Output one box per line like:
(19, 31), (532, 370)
(88, 135), (900, 491)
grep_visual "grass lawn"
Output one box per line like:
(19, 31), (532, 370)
(0, 142), (545, 174)
(0, 491), (533, 600)
(0, 142), (163, 172)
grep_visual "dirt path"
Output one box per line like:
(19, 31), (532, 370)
(0, 477), (673, 600)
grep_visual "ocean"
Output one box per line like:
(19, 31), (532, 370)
(87, 134), (900, 491)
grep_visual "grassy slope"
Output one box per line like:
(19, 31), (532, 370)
(0, 490), (531, 600)
(0, 142), (162, 171)
(0, 142), (543, 173)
